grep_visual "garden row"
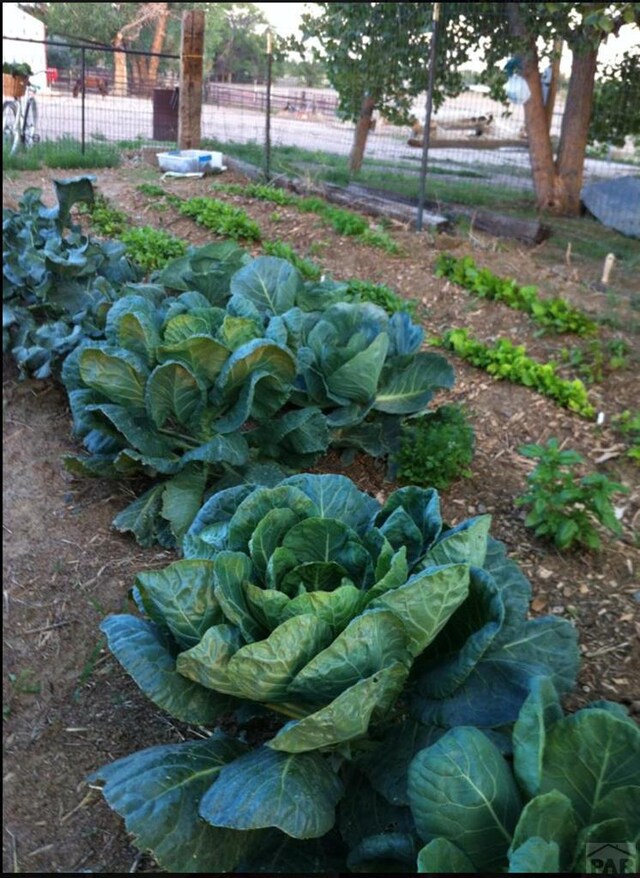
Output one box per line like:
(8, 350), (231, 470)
(3, 178), (638, 874)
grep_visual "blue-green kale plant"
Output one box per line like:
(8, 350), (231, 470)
(62, 254), (454, 547)
(88, 474), (582, 873)
(3, 181), (142, 379)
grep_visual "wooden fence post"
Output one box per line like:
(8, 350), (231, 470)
(179, 9), (204, 149)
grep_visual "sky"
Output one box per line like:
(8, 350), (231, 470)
(254, 2), (310, 38)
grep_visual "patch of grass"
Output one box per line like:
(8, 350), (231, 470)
(3, 137), (121, 170)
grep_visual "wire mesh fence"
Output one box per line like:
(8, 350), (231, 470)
(3, 18), (638, 211)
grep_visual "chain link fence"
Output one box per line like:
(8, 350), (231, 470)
(3, 23), (638, 211)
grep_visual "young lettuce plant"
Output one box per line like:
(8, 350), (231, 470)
(408, 677), (639, 873)
(62, 253), (454, 547)
(88, 474), (579, 873)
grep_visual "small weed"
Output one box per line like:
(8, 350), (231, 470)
(559, 337), (631, 384)
(516, 439), (628, 551)
(74, 638), (106, 699)
(8, 668), (41, 696)
(611, 409), (640, 465)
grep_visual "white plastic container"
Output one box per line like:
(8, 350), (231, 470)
(156, 149), (224, 173)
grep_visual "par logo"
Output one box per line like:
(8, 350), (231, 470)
(586, 842), (637, 875)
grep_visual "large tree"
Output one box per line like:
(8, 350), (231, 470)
(291, 3), (475, 175)
(23, 2), (271, 92)
(292, 2), (640, 215)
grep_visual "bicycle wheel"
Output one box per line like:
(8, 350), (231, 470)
(22, 97), (39, 148)
(3, 100), (19, 154)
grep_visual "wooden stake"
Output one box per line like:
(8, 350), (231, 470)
(601, 252), (615, 285)
(178, 9), (204, 150)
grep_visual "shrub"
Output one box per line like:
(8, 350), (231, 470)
(394, 404), (475, 489)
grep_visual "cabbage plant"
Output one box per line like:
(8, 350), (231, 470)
(89, 475), (580, 872)
(410, 678), (640, 873)
(62, 255), (453, 547)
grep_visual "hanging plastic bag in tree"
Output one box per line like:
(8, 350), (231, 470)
(506, 73), (531, 104)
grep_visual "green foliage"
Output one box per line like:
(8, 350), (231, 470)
(410, 679), (640, 873)
(589, 46), (640, 147)
(439, 328), (595, 417)
(89, 474), (580, 872)
(435, 253), (598, 336)
(179, 196), (262, 241)
(559, 337), (630, 384)
(3, 183), (141, 378)
(136, 183), (167, 198)
(394, 404), (475, 490)
(2, 137), (121, 171)
(120, 226), (187, 273)
(345, 279), (417, 316)
(261, 240), (322, 280)
(298, 197), (401, 253)
(85, 194), (129, 238)
(516, 439), (628, 550)
(210, 181), (400, 252)
(2, 61), (33, 77)
(62, 251), (454, 546)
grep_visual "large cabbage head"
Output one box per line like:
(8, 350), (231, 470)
(103, 474), (579, 757)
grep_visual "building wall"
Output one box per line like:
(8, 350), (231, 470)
(3, 2), (47, 92)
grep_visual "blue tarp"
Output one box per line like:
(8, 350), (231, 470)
(581, 175), (640, 239)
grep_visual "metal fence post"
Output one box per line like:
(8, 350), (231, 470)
(265, 29), (273, 181)
(416, 2), (441, 232)
(80, 45), (86, 154)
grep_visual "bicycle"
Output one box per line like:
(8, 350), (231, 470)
(3, 73), (40, 155)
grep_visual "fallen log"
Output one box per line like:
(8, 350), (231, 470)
(224, 156), (450, 232)
(345, 183), (551, 245)
(407, 137), (528, 149)
(222, 157), (548, 244)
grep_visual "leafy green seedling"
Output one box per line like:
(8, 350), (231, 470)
(516, 438), (628, 550)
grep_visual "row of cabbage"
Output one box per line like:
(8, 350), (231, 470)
(4, 183), (455, 546)
(4, 182), (637, 874)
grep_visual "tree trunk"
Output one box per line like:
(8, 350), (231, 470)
(507, 3), (600, 217)
(544, 37), (563, 133)
(520, 46), (560, 212)
(131, 56), (143, 92)
(554, 46), (599, 215)
(349, 94), (376, 174)
(146, 3), (169, 94)
(113, 33), (128, 97)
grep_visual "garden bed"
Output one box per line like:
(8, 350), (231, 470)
(3, 161), (638, 873)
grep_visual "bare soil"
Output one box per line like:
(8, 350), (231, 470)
(3, 162), (639, 874)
